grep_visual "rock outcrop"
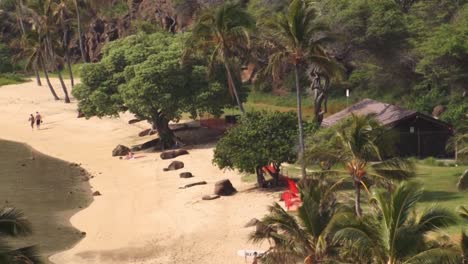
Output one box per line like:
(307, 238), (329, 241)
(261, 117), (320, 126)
(112, 145), (130, 156)
(214, 179), (237, 196)
(163, 161), (184, 171)
(160, 149), (189, 160)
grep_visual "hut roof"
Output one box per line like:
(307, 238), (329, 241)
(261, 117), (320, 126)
(322, 98), (417, 127)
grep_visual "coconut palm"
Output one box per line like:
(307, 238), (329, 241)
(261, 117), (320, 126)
(52, 0), (75, 87)
(20, 33), (60, 100)
(266, 0), (341, 179)
(332, 181), (460, 264)
(306, 114), (416, 217)
(191, 2), (255, 114)
(72, 0), (87, 62)
(0, 207), (43, 263)
(250, 178), (347, 263)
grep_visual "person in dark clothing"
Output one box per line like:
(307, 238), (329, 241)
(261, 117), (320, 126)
(28, 114), (35, 130)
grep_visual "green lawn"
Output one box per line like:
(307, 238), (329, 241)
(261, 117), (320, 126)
(0, 73), (27, 87)
(243, 162), (468, 234)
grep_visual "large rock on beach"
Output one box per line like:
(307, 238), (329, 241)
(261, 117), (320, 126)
(163, 161), (184, 171)
(457, 170), (468, 191)
(160, 149), (189, 160)
(112, 145), (130, 156)
(179, 172), (193, 178)
(214, 179), (237, 196)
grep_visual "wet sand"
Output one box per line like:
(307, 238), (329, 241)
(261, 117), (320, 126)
(0, 139), (93, 263)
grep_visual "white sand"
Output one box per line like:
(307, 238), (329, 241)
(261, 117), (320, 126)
(0, 79), (277, 263)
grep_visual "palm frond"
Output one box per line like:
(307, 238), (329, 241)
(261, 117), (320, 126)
(0, 207), (32, 237)
(371, 158), (416, 181)
(416, 206), (458, 233)
(403, 248), (462, 264)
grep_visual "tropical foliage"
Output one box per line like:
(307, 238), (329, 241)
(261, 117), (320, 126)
(213, 111), (298, 186)
(0, 207), (43, 263)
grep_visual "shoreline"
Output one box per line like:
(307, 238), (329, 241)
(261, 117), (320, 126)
(0, 139), (93, 263)
(0, 79), (274, 263)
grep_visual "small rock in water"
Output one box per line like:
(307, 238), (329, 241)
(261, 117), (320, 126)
(21, 163), (26, 167)
(80, 232), (86, 236)
(93, 191), (102, 196)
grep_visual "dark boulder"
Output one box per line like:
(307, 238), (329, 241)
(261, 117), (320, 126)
(128, 118), (144, 124)
(214, 179), (237, 196)
(457, 170), (468, 191)
(163, 161), (184, 171)
(112, 145), (130, 156)
(160, 149), (189, 160)
(93, 191), (101, 196)
(179, 172), (193, 178)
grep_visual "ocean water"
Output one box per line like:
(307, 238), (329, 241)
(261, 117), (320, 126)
(0, 139), (93, 263)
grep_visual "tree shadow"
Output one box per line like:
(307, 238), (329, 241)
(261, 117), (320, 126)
(419, 190), (462, 203)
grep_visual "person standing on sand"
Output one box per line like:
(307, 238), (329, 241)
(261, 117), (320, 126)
(28, 114), (35, 130)
(35, 112), (42, 129)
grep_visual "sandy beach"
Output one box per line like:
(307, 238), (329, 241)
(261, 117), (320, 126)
(0, 79), (276, 264)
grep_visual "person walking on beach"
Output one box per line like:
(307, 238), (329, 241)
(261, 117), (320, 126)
(35, 112), (42, 130)
(28, 114), (35, 130)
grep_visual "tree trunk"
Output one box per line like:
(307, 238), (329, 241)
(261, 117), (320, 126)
(255, 165), (265, 188)
(152, 114), (180, 149)
(354, 181), (362, 217)
(33, 64), (42, 86)
(223, 62), (245, 114)
(61, 14), (75, 87)
(57, 70), (71, 103)
(16, 0), (26, 35)
(294, 64), (307, 179)
(39, 57), (60, 100)
(74, 0), (87, 62)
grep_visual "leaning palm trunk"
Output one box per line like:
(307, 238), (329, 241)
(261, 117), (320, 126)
(74, 0), (87, 62)
(223, 62), (245, 114)
(39, 57), (60, 100)
(65, 51), (74, 87)
(295, 64), (307, 179)
(354, 180), (362, 217)
(33, 64), (42, 86)
(56, 70), (70, 103)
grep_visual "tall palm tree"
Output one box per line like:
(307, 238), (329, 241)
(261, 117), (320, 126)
(250, 178), (346, 263)
(306, 114), (416, 217)
(0, 207), (43, 263)
(191, 2), (255, 114)
(15, 0), (42, 86)
(52, 0), (74, 87)
(267, 0), (340, 179)
(72, 0), (87, 62)
(332, 181), (460, 264)
(20, 33), (60, 100)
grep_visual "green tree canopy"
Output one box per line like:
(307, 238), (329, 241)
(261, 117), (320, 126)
(213, 111), (298, 187)
(73, 32), (239, 147)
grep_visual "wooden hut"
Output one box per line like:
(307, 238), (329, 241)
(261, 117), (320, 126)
(322, 99), (454, 158)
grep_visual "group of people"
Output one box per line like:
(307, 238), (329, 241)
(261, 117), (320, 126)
(28, 112), (43, 130)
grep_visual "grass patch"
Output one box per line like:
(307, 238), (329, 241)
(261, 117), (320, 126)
(0, 73), (27, 87)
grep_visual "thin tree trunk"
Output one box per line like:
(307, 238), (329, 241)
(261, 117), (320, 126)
(16, 0), (26, 34)
(33, 64), (42, 86)
(224, 62), (245, 114)
(57, 70), (71, 103)
(39, 57), (60, 100)
(255, 165), (265, 188)
(294, 64), (307, 179)
(61, 13), (75, 87)
(152, 114), (181, 150)
(354, 181), (362, 217)
(74, 0), (87, 62)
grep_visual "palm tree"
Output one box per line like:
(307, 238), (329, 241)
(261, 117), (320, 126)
(191, 2), (255, 114)
(332, 181), (460, 264)
(0, 207), (43, 263)
(15, 0), (42, 87)
(306, 114), (416, 217)
(72, 0), (87, 62)
(267, 0), (340, 179)
(250, 178), (346, 263)
(20, 33), (60, 100)
(52, 0), (74, 87)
